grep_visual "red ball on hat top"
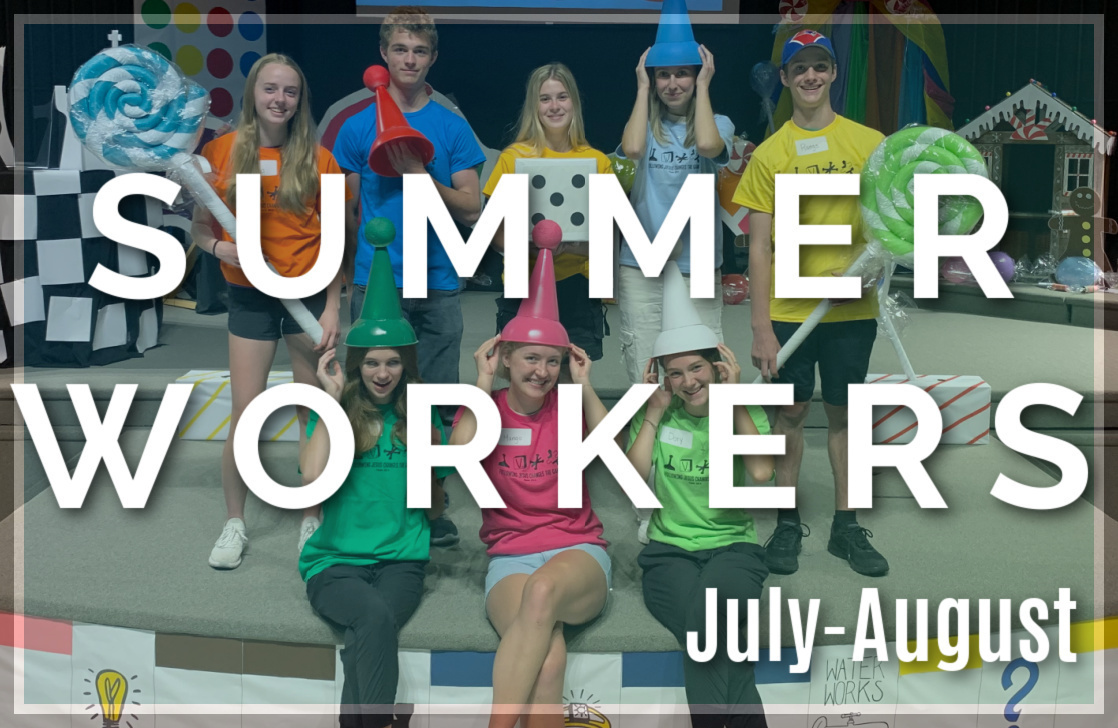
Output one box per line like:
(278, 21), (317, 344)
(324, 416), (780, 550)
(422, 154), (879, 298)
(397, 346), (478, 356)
(363, 64), (390, 91)
(531, 219), (562, 251)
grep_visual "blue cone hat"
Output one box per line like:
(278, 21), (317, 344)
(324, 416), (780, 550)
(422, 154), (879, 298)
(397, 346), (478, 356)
(646, 0), (702, 68)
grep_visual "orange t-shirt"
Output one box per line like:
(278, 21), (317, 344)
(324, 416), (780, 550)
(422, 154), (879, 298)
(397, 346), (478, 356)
(200, 132), (352, 288)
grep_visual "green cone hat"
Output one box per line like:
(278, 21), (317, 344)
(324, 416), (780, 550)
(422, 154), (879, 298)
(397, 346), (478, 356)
(345, 218), (418, 348)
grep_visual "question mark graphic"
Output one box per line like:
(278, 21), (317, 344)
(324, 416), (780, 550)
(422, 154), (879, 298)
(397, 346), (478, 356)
(1001, 657), (1040, 728)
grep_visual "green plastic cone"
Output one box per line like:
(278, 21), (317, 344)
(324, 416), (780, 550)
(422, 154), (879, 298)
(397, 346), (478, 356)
(344, 218), (418, 348)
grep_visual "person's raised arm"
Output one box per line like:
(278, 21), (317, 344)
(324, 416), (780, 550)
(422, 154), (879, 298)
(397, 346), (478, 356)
(449, 334), (501, 447)
(693, 45), (724, 159)
(621, 48), (652, 161)
(343, 172), (361, 288)
(625, 358), (673, 482)
(386, 146), (481, 226)
(748, 211), (780, 381)
(302, 349), (345, 483)
(712, 343), (776, 482)
(567, 345), (608, 432)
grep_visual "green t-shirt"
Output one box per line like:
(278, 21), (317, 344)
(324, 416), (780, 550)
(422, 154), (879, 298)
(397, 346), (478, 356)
(298, 407), (452, 582)
(628, 400), (772, 552)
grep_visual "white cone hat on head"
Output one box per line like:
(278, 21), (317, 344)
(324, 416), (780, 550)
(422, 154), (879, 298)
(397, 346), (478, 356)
(651, 261), (720, 359)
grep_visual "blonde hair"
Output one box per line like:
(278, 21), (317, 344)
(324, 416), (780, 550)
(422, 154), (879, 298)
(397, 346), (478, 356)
(511, 63), (590, 156)
(648, 71), (698, 149)
(341, 346), (421, 456)
(225, 54), (319, 214)
(380, 5), (438, 53)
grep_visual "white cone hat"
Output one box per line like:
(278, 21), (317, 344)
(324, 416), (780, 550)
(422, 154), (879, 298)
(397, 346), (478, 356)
(651, 261), (720, 359)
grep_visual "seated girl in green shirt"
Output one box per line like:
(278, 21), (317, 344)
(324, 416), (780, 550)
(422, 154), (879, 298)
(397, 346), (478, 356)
(300, 220), (449, 728)
(627, 341), (774, 728)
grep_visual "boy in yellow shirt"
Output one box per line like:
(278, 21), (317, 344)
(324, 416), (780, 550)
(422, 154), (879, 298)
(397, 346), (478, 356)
(733, 29), (888, 577)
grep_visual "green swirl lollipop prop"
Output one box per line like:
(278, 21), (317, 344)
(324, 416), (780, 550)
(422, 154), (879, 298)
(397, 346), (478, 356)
(759, 126), (989, 382)
(68, 44), (323, 344)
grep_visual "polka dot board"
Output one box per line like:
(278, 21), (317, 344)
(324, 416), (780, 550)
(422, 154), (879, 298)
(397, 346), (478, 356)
(135, 0), (267, 123)
(515, 157), (597, 243)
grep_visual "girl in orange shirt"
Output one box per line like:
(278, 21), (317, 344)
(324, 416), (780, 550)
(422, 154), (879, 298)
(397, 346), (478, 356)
(192, 53), (354, 569)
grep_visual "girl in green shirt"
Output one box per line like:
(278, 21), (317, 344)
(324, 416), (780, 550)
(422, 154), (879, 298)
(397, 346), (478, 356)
(627, 343), (774, 728)
(300, 219), (448, 728)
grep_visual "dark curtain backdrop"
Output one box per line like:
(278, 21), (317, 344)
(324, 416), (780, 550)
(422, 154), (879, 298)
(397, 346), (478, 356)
(3, 1), (1113, 214)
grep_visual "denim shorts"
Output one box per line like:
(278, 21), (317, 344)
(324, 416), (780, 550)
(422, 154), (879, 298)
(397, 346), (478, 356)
(484, 543), (612, 602)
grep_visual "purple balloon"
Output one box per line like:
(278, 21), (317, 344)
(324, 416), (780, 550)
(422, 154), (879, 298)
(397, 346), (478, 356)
(990, 251), (1016, 282)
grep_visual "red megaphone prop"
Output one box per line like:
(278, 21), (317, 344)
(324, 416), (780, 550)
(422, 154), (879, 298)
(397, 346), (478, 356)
(363, 65), (435, 177)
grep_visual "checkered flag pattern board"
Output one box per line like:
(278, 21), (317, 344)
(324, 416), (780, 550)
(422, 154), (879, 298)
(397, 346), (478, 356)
(0, 169), (164, 367)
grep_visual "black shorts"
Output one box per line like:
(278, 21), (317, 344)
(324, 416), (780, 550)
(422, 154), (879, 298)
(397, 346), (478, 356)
(226, 283), (327, 341)
(772, 318), (877, 406)
(496, 274), (608, 360)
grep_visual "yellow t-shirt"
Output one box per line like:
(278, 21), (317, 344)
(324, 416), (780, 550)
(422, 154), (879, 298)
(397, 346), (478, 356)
(732, 116), (884, 323)
(482, 143), (613, 281)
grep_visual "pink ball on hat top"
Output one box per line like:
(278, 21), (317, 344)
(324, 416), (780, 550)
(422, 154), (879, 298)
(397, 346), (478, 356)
(499, 220), (570, 349)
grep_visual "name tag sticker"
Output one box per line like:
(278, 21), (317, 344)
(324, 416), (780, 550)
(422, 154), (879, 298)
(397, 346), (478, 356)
(499, 428), (532, 447)
(259, 159), (279, 176)
(659, 426), (693, 449)
(795, 137), (829, 156)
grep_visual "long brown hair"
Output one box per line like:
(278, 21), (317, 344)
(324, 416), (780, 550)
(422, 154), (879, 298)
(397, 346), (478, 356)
(510, 63), (591, 156)
(341, 346), (421, 455)
(225, 53), (319, 214)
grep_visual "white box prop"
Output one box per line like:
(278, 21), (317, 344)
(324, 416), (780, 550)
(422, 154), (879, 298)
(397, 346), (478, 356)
(515, 158), (596, 242)
(867, 374), (991, 445)
(176, 370), (301, 442)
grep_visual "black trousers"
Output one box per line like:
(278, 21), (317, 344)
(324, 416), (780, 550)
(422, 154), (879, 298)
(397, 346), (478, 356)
(306, 561), (427, 728)
(638, 540), (770, 728)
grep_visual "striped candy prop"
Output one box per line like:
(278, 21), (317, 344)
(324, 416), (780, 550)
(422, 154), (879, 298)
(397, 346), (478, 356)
(68, 44), (208, 170)
(67, 45), (324, 345)
(756, 127), (987, 384)
(860, 125), (989, 262)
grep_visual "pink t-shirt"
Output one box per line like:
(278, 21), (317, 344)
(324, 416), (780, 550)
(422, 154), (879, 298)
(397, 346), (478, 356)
(458, 388), (607, 556)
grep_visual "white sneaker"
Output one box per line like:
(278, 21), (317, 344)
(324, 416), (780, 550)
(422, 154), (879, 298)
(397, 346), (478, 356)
(634, 503), (653, 545)
(297, 516), (321, 555)
(208, 518), (248, 569)
(637, 517), (651, 545)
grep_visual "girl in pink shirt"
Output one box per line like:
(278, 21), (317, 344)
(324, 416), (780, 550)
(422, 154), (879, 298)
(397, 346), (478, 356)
(451, 330), (611, 728)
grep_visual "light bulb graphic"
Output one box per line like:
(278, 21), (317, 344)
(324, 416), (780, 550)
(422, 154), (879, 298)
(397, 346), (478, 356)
(94, 669), (127, 728)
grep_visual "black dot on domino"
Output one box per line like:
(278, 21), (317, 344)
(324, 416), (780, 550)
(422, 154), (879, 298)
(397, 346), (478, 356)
(550, 192), (564, 206)
(531, 213), (545, 225)
(572, 174), (586, 189)
(571, 212), (585, 226)
(532, 175), (546, 189)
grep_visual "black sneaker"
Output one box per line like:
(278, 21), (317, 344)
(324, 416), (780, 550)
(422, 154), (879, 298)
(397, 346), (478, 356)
(763, 521), (810, 575)
(429, 515), (460, 548)
(828, 523), (889, 576)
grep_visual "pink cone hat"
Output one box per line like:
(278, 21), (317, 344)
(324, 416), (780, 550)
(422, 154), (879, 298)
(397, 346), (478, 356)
(500, 220), (570, 349)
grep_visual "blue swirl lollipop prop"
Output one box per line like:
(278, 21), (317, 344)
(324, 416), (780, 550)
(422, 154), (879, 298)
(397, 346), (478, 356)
(69, 45), (208, 170)
(68, 45), (324, 343)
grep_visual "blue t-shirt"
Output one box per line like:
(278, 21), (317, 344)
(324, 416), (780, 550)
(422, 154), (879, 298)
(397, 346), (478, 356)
(333, 100), (486, 291)
(616, 114), (734, 274)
